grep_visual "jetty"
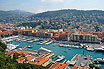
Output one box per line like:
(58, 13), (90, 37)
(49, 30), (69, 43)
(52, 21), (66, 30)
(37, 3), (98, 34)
(45, 41), (53, 45)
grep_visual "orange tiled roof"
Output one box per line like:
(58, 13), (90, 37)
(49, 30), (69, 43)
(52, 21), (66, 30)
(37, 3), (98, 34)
(6, 51), (16, 55)
(50, 62), (67, 69)
(16, 51), (28, 55)
(28, 61), (36, 64)
(72, 65), (88, 69)
(6, 51), (28, 56)
(16, 57), (25, 63)
(26, 56), (35, 60)
(36, 57), (50, 65)
(19, 59), (25, 63)
(16, 57), (25, 61)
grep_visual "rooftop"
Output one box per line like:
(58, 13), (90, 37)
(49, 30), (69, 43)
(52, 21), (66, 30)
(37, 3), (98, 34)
(72, 65), (88, 69)
(36, 57), (50, 65)
(50, 62), (67, 69)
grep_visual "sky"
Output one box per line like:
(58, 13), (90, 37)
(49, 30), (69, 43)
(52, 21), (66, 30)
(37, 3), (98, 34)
(0, 0), (104, 13)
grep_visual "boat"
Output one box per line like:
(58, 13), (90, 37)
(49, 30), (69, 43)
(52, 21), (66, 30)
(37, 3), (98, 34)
(38, 40), (49, 45)
(66, 60), (70, 64)
(6, 44), (19, 51)
(52, 55), (57, 59)
(56, 55), (65, 62)
(18, 48), (23, 50)
(64, 50), (67, 52)
(27, 45), (32, 48)
(72, 46), (80, 48)
(27, 40), (34, 43)
(95, 46), (104, 52)
(45, 41), (53, 45)
(94, 58), (104, 63)
(86, 47), (94, 51)
(38, 47), (52, 53)
(63, 59), (67, 64)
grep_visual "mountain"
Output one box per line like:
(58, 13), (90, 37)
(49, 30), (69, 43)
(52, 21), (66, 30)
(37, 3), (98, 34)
(30, 9), (104, 25)
(0, 10), (34, 23)
(30, 9), (104, 18)
(0, 10), (34, 16)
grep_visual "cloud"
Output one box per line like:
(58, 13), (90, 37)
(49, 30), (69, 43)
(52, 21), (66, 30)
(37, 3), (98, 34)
(41, 0), (64, 2)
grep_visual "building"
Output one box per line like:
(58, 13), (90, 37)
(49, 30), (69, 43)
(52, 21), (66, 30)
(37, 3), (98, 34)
(92, 32), (102, 39)
(42, 58), (52, 67)
(70, 33), (101, 43)
(32, 29), (52, 38)
(50, 62), (67, 69)
(72, 65), (88, 69)
(59, 32), (68, 41)
(66, 54), (91, 69)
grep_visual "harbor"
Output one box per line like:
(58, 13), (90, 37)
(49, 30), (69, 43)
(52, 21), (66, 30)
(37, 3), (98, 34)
(2, 36), (104, 69)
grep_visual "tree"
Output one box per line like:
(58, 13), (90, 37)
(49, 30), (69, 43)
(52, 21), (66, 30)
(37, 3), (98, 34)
(95, 66), (101, 69)
(89, 64), (95, 68)
(1, 34), (5, 38)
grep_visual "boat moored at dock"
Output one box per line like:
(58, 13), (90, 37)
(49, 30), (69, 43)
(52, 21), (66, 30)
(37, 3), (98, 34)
(94, 58), (104, 63)
(95, 46), (104, 52)
(55, 55), (65, 62)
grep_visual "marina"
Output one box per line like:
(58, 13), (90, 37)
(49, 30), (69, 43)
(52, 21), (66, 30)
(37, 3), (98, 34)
(2, 36), (104, 69)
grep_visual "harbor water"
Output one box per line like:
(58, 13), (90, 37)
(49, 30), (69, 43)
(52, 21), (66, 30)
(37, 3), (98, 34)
(9, 40), (104, 69)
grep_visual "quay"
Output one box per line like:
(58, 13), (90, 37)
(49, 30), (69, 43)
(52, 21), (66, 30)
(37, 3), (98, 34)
(65, 54), (92, 69)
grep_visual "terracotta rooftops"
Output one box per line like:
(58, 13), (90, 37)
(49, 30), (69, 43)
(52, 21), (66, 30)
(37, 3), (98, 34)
(50, 62), (67, 69)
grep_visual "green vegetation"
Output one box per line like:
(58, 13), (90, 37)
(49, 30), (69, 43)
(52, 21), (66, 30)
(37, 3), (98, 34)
(89, 64), (95, 68)
(0, 40), (46, 69)
(89, 63), (101, 69)
(17, 22), (41, 28)
(1, 34), (5, 38)
(0, 40), (7, 52)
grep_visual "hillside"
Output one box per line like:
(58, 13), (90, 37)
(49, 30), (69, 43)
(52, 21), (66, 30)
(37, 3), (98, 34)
(0, 10), (34, 23)
(0, 10), (33, 17)
(18, 9), (104, 30)
(30, 9), (104, 21)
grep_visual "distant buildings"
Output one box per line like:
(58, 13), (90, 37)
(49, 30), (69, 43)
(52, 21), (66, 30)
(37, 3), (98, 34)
(0, 28), (102, 43)
(70, 33), (101, 43)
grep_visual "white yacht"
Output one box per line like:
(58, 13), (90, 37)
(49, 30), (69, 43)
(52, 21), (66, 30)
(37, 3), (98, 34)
(94, 58), (104, 63)
(56, 55), (65, 62)
(95, 46), (104, 52)
(6, 44), (19, 51)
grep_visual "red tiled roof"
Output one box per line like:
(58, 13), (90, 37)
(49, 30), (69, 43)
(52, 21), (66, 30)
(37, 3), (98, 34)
(26, 56), (35, 60)
(16, 51), (28, 55)
(6, 51), (16, 55)
(50, 62), (67, 69)
(28, 61), (36, 64)
(36, 57), (50, 65)
(72, 65), (88, 69)
(16, 57), (25, 63)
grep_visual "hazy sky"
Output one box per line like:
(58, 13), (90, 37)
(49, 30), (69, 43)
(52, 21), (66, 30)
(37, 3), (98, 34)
(0, 0), (104, 13)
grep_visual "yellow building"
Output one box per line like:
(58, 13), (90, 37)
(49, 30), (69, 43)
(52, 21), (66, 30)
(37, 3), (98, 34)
(42, 59), (52, 67)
